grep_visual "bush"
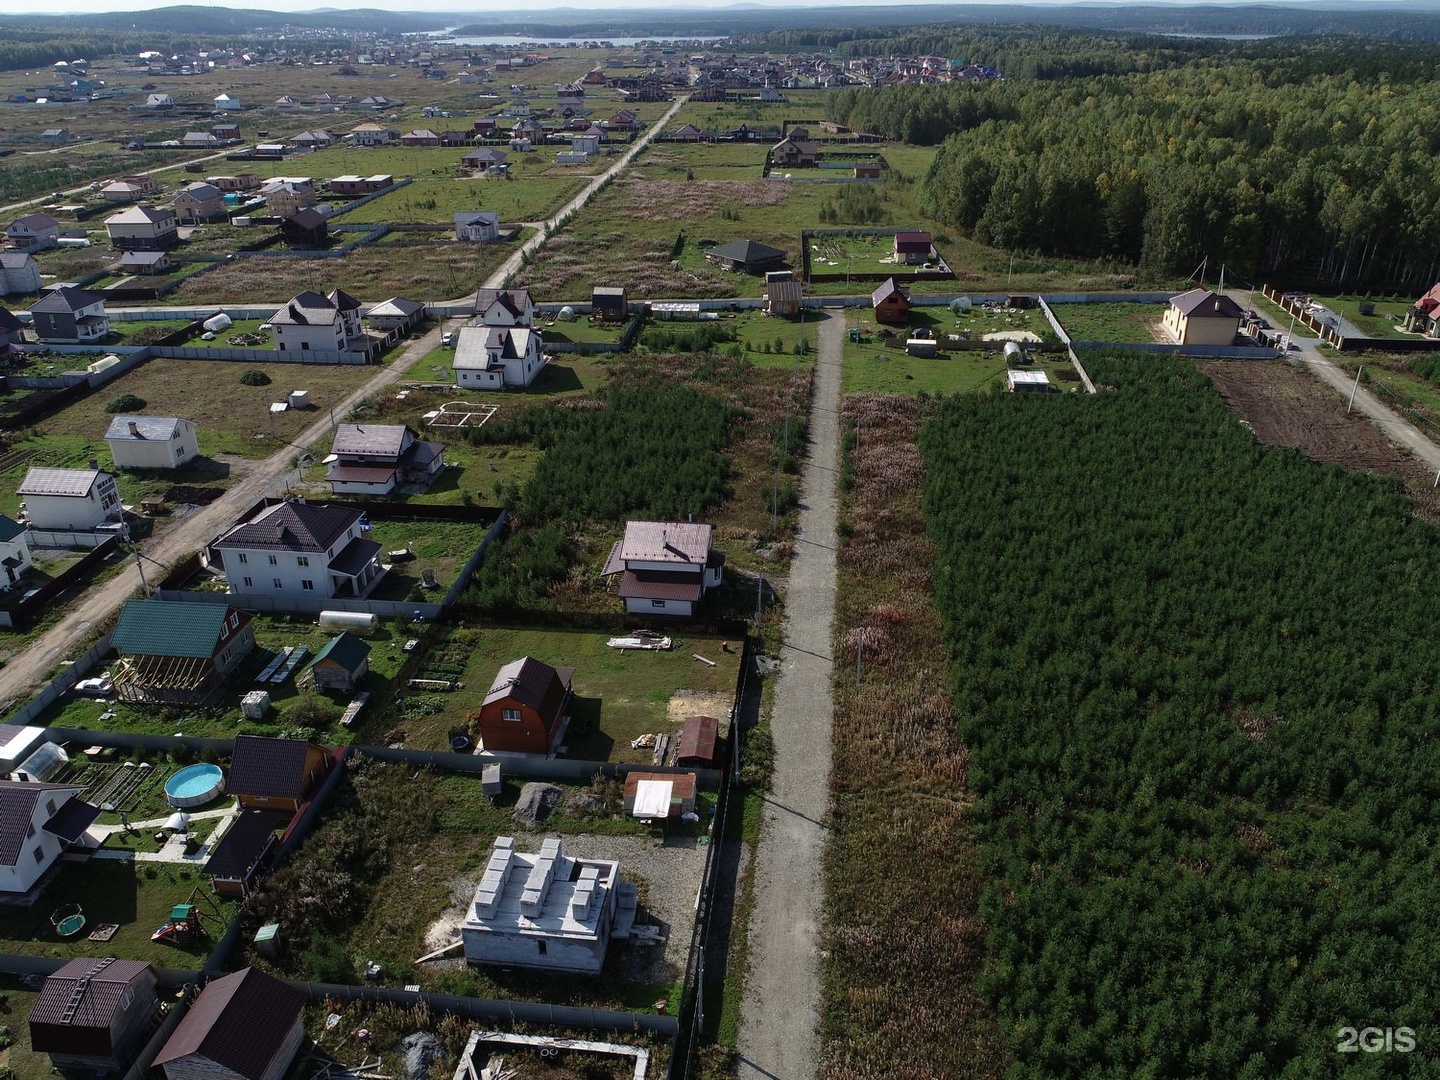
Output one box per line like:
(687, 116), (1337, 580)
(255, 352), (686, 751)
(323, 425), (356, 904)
(239, 370), (271, 386)
(105, 393), (146, 413)
(300, 934), (353, 983)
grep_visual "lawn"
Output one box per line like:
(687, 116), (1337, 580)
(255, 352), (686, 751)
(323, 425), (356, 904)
(337, 174), (587, 225)
(1049, 301), (1167, 343)
(410, 350), (608, 396)
(371, 624), (741, 759)
(33, 357), (381, 459)
(1312, 294), (1415, 339)
(0, 981), (48, 1080)
(0, 860), (233, 966)
(806, 230), (940, 280)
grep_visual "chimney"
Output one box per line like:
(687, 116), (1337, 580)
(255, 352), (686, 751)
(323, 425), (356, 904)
(88, 459), (98, 471)
(128, 421), (140, 436)
(274, 523), (284, 541)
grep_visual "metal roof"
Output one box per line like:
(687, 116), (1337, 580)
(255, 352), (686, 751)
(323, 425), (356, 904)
(152, 967), (304, 1079)
(617, 570), (703, 602)
(331, 423), (410, 459)
(105, 415), (187, 441)
(328, 536), (382, 577)
(0, 515), (25, 543)
(202, 809), (287, 879)
(17, 466), (104, 497)
(105, 206), (175, 226)
(707, 239), (785, 265)
(0, 781), (84, 866)
(228, 736), (322, 801)
(30, 287), (102, 315)
(111, 600), (237, 658)
(484, 657), (573, 715)
(617, 520), (713, 565)
(214, 501), (362, 554)
(306, 631), (370, 674)
(30, 958), (154, 1035)
(1170, 287), (1243, 320)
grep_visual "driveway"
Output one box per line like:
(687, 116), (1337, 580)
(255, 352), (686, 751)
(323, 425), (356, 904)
(736, 311), (842, 1080)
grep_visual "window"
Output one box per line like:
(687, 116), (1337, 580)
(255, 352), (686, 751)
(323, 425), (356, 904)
(32, 847), (44, 864)
(502, 708), (522, 722)
(44, 799), (55, 816)
(273, 578), (283, 589)
(119, 987), (135, 1010)
(242, 576), (253, 588)
(229, 613), (238, 629)
(651, 599), (667, 608)
(301, 579), (314, 591)
(301, 341), (311, 351)
(297, 556), (310, 567)
(237, 552), (248, 564)
(268, 554), (278, 566)
(537, 940), (547, 955)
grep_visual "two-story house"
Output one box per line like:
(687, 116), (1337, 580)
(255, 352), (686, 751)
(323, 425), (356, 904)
(454, 211), (499, 242)
(260, 178), (317, 218)
(601, 519), (725, 615)
(325, 422), (444, 496)
(269, 289), (364, 356)
(0, 780), (99, 894)
(110, 600), (255, 705)
(18, 466), (120, 530)
(212, 499), (384, 600)
(452, 325), (544, 389)
(29, 958), (160, 1073)
(104, 206), (179, 251)
(349, 122), (395, 146)
(473, 287), (534, 327)
(29, 287), (109, 344)
(6, 213), (60, 253)
(174, 182), (225, 225)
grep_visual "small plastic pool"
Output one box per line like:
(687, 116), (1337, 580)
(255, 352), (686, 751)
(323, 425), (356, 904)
(165, 763), (225, 808)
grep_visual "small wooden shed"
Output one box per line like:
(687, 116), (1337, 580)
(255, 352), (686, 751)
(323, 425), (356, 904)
(304, 631), (370, 693)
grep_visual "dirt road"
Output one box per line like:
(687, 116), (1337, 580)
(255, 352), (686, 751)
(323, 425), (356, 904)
(736, 311), (841, 1080)
(0, 322), (445, 700)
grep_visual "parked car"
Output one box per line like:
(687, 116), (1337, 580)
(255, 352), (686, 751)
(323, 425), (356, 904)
(73, 676), (113, 697)
(442, 331), (455, 347)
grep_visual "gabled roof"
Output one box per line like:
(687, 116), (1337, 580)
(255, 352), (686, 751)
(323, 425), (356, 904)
(105, 206), (176, 226)
(677, 714), (721, 763)
(105, 415), (187, 442)
(17, 466), (105, 496)
(365, 297), (424, 319)
(0, 515), (24, 543)
(178, 182), (223, 201)
(9, 213), (59, 232)
(871, 277), (910, 306)
(614, 520), (713, 565)
(1169, 287), (1243, 320)
(484, 656), (573, 713)
(329, 288), (361, 312)
(112, 600), (237, 658)
(894, 230), (931, 250)
(152, 967), (304, 1079)
(30, 958), (154, 1037)
(269, 290), (339, 327)
(0, 307), (24, 333)
(228, 735), (323, 801)
(0, 252), (36, 270)
(332, 423), (411, 459)
(473, 287), (531, 319)
(118, 250), (170, 268)
(306, 631), (370, 674)
(0, 781), (84, 866)
(454, 211), (499, 226)
(214, 500), (362, 554)
(30, 287), (102, 315)
(201, 809), (287, 879)
(707, 239), (785, 265)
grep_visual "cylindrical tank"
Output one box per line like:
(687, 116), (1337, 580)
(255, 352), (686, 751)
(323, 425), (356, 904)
(319, 610), (378, 635)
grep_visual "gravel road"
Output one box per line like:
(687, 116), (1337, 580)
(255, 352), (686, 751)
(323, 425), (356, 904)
(736, 311), (842, 1080)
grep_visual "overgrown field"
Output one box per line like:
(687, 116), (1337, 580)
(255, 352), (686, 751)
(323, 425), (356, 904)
(821, 393), (1003, 1078)
(922, 355), (1440, 1075)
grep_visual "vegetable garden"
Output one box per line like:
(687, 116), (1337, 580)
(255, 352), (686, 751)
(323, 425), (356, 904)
(921, 355), (1440, 1075)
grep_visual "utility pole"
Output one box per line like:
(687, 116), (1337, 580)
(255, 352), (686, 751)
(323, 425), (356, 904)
(134, 546), (150, 598)
(754, 573), (763, 624)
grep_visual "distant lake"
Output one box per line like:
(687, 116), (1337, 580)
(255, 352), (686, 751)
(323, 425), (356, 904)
(439, 35), (727, 47)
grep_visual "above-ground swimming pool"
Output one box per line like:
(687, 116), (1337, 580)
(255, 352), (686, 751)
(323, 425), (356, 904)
(165, 763), (225, 808)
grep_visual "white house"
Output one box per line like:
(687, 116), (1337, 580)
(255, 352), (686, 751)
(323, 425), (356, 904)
(349, 122), (394, 147)
(0, 514), (32, 589)
(601, 520), (725, 615)
(0, 253), (41, 296)
(269, 289), (364, 356)
(104, 206), (179, 251)
(461, 836), (635, 973)
(213, 93), (242, 110)
(473, 287), (534, 327)
(6, 214), (60, 253)
(325, 423), (444, 496)
(18, 467), (120, 530)
(454, 211), (499, 242)
(143, 93), (173, 109)
(0, 781), (98, 894)
(105, 416), (199, 470)
(212, 500), (383, 601)
(453, 325), (544, 389)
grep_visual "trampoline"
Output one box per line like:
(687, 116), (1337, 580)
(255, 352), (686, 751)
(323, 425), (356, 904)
(51, 904), (85, 938)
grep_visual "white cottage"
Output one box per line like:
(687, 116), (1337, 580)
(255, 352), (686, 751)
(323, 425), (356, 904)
(0, 514), (32, 590)
(452, 325), (544, 389)
(212, 500), (383, 601)
(105, 416), (199, 470)
(0, 781), (98, 894)
(18, 467), (120, 530)
(601, 520), (725, 616)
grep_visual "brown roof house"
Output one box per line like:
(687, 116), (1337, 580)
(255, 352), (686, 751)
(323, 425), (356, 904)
(1162, 287), (1243, 346)
(326, 422), (444, 497)
(602, 520), (725, 616)
(153, 967), (306, 1080)
(478, 657), (574, 756)
(893, 230), (933, 264)
(29, 957), (160, 1072)
(227, 734), (333, 811)
(705, 239), (786, 274)
(279, 206), (329, 250)
(770, 131), (818, 168)
(676, 713), (724, 768)
(212, 499), (383, 601)
(871, 277), (912, 325)
(764, 270), (802, 317)
(202, 809), (289, 897)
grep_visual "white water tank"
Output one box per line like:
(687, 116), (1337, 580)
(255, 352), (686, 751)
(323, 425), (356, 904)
(288, 390), (311, 409)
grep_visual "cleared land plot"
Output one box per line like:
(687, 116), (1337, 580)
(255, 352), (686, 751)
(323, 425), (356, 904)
(412, 351), (607, 396)
(337, 173), (587, 224)
(375, 624), (740, 759)
(845, 342), (1076, 395)
(0, 861), (234, 966)
(807, 231), (939, 279)
(1050, 302), (1166, 343)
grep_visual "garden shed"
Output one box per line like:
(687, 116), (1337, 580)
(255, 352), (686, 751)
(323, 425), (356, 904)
(303, 631), (370, 693)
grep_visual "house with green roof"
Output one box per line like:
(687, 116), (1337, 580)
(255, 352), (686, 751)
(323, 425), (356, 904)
(110, 600), (254, 705)
(303, 631), (369, 693)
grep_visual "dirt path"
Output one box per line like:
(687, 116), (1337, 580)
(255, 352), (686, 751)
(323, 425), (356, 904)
(1291, 344), (1440, 472)
(0, 323), (446, 701)
(736, 311), (841, 1080)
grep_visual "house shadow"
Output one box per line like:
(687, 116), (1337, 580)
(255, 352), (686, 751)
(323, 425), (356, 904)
(526, 364), (583, 395)
(562, 696), (612, 760)
(0, 860), (139, 944)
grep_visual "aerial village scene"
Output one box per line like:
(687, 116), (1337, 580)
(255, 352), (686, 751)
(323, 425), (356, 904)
(0, 0), (1436, 1077)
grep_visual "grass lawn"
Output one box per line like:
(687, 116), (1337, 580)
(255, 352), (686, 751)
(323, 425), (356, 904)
(1313, 294), (1415, 339)
(337, 174), (586, 225)
(0, 860), (233, 966)
(34, 357), (382, 459)
(0, 981), (48, 1080)
(535, 316), (632, 346)
(410, 351), (608, 395)
(374, 624), (741, 759)
(361, 518), (490, 599)
(1049, 301), (1166, 343)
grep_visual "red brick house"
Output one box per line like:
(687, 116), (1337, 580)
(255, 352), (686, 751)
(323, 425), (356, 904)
(477, 657), (573, 755)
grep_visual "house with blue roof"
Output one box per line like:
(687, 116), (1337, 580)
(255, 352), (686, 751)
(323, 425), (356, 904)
(110, 599), (254, 705)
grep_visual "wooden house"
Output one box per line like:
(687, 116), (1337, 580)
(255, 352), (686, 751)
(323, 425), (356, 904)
(110, 600), (254, 705)
(153, 968), (305, 1080)
(676, 714), (724, 768)
(227, 735), (332, 811)
(202, 810), (288, 897)
(304, 632), (370, 692)
(29, 958), (160, 1071)
(591, 286), (628, 322)
(477, 657), (573, 755)
(871, 278), (912, 325)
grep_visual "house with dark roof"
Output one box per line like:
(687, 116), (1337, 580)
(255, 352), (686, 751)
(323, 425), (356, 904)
(705, 239), (786, 274)
(279, 206), (329, 250)
(304, 631), (370, 692)
(29, 958), (160, 1071)
(30, 287), (109, 344)
(770, 132), (818, 168)
(477, 657), (574, 755)
(0, 252), (41, 296)
(871, 277), (912, 325)
(462, 146), (508, 173)
(325, 423), (444, 496)
(104, 206), (179, 251)
(1162, 287), (1243, 346)
(116, 249), (173, 275)
(6, 213), (60, 253)
(473, 287), (534, 327)
(105, 415), (199, 470)
(110, 600), (254, 705)
(601, 520), (724, 616)
(18, 466), (119, 530)
(202, 809), (289, 896)
(676, 713), (724, 768)
(269, 289), (363, 356)
(0, 305), (23, 350)
(175, 182), (225, 225)
(153, 967), (306, 1080)
(764, 270), (802, 316)
(0, 514), (32, 590)
(227, 735), (332, 811)
(212, 500), (383, 600)
(0, 780), (99, 893)
(592, 285), (627, 322)
(453, 325), (544, 389)
(893, 230), (932, 264)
